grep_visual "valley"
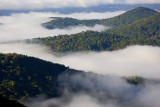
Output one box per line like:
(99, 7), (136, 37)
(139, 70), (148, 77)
(0, 2), (160, 107)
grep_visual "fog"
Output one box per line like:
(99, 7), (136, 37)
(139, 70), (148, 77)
(0, 0), (160, 10)
(45, 11), (125, 20)
(56, 46), (160, 79)
(0, 11), (124, 42)
(27, 73), (160, 107)
(0, 42), (160, 79)
(0, 7), (160, 107)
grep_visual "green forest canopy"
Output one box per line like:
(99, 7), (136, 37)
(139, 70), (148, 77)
(42, 7), (158, 29)
(0, 53), (67, 100)
(35, 7), (160, 52)
(0, 53), (145, 101)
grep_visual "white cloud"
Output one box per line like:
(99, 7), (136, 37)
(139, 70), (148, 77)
(54, 46), (160, 79)
(0, 11), (124, 42)
(62, 11), (125, 20)
(0, 0), (113, 10)
(27, 73), (160, 107)
(126, 0), (160, 4)
(0, 0), (160, 10)
(64, 95), (102, 107)
(0, 43), (160, 79)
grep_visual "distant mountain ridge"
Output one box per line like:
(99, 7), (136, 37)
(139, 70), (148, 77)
(35, 30), (160, 52)
(42, 17), (100, 29)
(99, 7), (158, 26)
(108, 12), (160, 37)
(35, 7), (160, 52)
(43, 7), (158, 29)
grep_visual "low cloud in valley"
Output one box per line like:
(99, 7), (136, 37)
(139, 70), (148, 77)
(0, 11), (124, 42)
(0, 2), (160, 107)
(0, 42), (160, 79)
(27, 73), (160, 107)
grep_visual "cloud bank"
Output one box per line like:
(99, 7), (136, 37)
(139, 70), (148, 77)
(0, 42), (160, 79)
(27, 73), (160, 107)
(0, 0), (160, 10)
(0, 11), (124, 42)
(56, 46), (160, 79)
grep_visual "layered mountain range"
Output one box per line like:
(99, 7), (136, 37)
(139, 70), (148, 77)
(34, 7), (160, 52)
(0, 6), (160, 107)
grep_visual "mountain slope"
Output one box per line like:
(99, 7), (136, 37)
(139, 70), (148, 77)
(42, 17), (100, 29)
(0, 53), (152, 107)
(99, 7), (158, 26)
(0, 53), (68, 100)
(108, 12), (160, 37)
(34, 30), (160, 52)
(42, 7), (158, 29)
(37, 7), (160, 52)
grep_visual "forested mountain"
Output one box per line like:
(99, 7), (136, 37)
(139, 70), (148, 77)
(1, 7), (159, 102)
(98, 7), (158, 26)
(42, 17), (100, 29)
(35, 7), (160, 52)
(34, 30), (160, 52)
(42, 7), (158, 29)
(109, 12), (160, 37)
(0, 94), (26, 107)
(0, 53), (68, 100)
(0, 53), (145, 102)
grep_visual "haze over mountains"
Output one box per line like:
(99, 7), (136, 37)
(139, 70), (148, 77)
(0, 2), (160, 107)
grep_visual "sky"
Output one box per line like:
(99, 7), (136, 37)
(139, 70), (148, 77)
(0, 0), (160, 10)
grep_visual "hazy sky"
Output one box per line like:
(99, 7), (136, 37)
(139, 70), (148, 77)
(0, 0), (160, 10)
